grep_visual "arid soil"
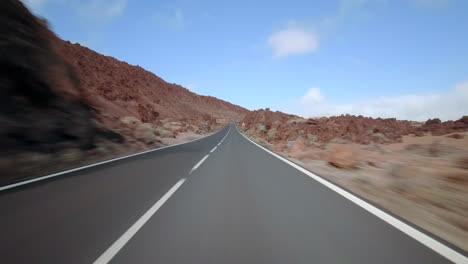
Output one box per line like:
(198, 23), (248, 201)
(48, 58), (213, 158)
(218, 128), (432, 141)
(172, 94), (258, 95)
(0, 0), (246, 185)
(241, 109), (468, 251)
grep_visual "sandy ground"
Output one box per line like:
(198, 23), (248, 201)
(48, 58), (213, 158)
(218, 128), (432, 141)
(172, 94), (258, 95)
(252, 132), (468, 252)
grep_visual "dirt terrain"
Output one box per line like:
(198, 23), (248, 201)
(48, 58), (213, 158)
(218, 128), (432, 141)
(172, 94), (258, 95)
(241, 109), (468, 251)
(0, 0), (247, 185)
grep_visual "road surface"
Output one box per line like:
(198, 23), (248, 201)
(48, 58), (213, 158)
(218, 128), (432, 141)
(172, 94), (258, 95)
(0, 124), (464, 263)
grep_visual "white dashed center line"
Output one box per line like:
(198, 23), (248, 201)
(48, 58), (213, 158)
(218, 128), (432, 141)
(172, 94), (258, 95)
(93, 178), (187, 264)
(189, 155), (210, 174)
(93, 126), (234, 264)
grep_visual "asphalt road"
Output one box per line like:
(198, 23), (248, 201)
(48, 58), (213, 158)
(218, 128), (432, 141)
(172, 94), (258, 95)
(0, 124), (462, 263)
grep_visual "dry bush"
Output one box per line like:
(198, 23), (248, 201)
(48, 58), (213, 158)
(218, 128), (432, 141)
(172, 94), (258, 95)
(120, 116), (142, 127)
(154, 127), (174, 138)
(134, 123), (160, 144)
(163, 121), (183, 131)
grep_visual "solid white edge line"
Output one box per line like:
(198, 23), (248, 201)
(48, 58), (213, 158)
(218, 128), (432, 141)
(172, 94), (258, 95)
(93, 178), (186, 264)
(236, 126), (467, 264)
(210, 146), (218, 153)
(0, 126), (229, 192)
(189, 155), (210, 174)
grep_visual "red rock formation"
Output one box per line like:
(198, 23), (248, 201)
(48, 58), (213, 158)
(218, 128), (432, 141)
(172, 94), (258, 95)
(56, 41), (248, 130)
(418, 116), (468, 136)
(241, 109), (468, 144)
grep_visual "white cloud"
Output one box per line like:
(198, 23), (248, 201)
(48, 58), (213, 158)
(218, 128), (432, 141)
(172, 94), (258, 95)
(267, 28), (319, 58)
(279, 81), (468, 121)
(301, 88), (324, 105)
(154, 9), (186, 30)
(266, 0), (384, 58)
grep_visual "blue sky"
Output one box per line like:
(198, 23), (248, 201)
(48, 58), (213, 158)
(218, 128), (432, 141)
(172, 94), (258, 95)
(23, 0), (468, 120)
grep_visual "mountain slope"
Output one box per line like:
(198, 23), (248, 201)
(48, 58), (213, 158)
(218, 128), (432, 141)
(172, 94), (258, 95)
(58, 41), (247, 125)
(0, 0), (247, 185)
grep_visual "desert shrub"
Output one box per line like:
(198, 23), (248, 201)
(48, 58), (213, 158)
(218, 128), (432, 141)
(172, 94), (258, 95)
(154, 127), (174, 138)
(267, 128), (277, 139)
(120, 116), (141, 127)
(134, 123), (160, 144)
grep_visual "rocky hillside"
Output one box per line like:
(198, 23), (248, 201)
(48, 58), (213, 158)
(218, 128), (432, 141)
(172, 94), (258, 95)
(55, 40), (248, 149)
(241, 109), (468, 145)
(57, 41), (247, 127)
(0, 0), (247, 185)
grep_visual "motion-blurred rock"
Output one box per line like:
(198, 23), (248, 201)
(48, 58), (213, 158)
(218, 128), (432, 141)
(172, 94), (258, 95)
(326, 144), (361, 170)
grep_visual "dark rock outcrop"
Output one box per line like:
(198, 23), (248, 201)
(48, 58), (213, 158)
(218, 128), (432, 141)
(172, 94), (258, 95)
(0, 0), (122, 156)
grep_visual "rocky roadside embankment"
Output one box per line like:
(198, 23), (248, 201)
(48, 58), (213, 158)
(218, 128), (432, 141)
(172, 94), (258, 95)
(240, 109), (468, 251)
(0, 0), (247, 186)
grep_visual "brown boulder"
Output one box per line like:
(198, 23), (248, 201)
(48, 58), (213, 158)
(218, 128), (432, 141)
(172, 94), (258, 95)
(326, 144), (361, 170)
